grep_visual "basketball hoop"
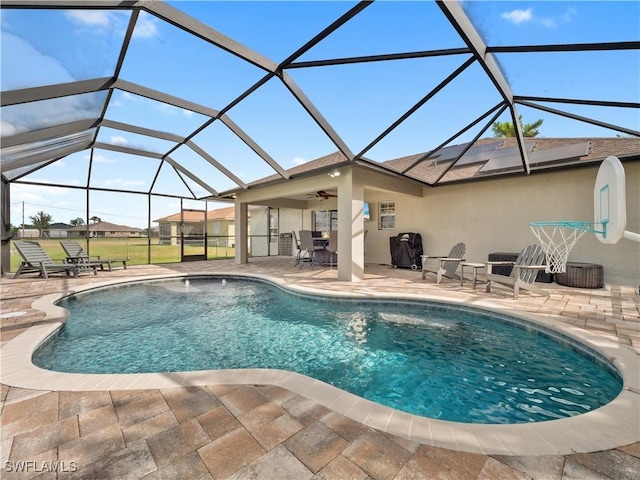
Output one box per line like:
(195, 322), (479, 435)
(531, 156), (639, 278)
(529, 221), (598, 274)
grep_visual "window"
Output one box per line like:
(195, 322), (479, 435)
(314, 210), (337, 234)
(378, 201), (395, 230)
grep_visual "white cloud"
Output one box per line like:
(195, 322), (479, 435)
(64, 10), (158, 39)
(159, 103), (179, 115)
(65, 10), (112, 27)
(291, 157), (309, 166)
(11, 183), (71, 202)
(133, 14), (158, 39)
(9, 184), (86, 225)
(562, 6), (577, 22)
(103, 178), (146, 187)
(110, 135), (129, 146)
(120, 92), (140, 102)
(1, 93), (104, 137)
(89, 153), (117, 164)
(501, 8), (533, 24)
(0, 121), (18, 137)
(0, 32), (74, 91)
(158, 102), (195, 118)
(501, 6), (577, 28)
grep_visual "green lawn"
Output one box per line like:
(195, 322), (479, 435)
(9, 237), (235, 272)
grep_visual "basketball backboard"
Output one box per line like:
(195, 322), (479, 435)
(594, 155), (627, 244)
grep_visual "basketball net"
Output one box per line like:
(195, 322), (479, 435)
(529, 222), (591, 274)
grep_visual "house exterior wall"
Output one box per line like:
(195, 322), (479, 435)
(95, 230), (141, 238)
(362, 191), (423, 267)
(279, 207), (305, 256)
(158, 219), (234, 246)
(240, 161), (638, 285)
(208, 220), (234, 247)
(364, 162), (639, 285)
(15, 229), (39, 238)
(44, 229), (68, 238)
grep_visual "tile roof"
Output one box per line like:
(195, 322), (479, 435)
(67, 221), (142, 232)
(247, 151), (351, 187)
(380, 137), (640, 184)
(154, 206), (237, 223)
(235, 137), (639, 192)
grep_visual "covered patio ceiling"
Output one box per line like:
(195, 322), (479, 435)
(1, 1), (639, 204)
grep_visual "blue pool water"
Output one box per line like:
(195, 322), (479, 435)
(34, 277), (622, 424)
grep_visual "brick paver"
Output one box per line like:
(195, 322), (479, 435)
(1, 258), (639, 478)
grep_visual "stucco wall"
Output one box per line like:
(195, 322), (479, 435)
(364, 162), (639, 285)
(361, 192), (423, 266)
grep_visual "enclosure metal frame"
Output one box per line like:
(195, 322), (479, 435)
(1, 0), (638, 272)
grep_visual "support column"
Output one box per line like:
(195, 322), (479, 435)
(234, 201), (249, 264)
(1, 176), (10, 275)
(337, 170), (365, 282)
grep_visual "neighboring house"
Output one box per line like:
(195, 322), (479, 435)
(229, 136), (640, 284)
(67, 221), (143, 238)
(42, 222), (71, 238)
(14, 228), (39, 238)
(154, 206), (241, 246)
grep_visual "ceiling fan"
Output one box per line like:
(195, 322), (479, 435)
(312, 190), (338, 200)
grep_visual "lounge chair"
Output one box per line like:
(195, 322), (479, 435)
(421, 242), (466, 284)
(13, 240), (97, 279)
(485, 244), (549, 299)
(60, 240), (127, 271)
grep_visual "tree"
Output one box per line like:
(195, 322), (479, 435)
(492, 115), (543, 138)
(29, 211), (52, 232)
(70, 217), (85, 226)
(90, 216), (102, 224)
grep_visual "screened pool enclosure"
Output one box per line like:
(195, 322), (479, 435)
(1, 1), (638, 271)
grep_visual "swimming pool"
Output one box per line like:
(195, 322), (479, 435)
(34, 276), (621, 424)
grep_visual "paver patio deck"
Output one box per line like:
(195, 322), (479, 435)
(1, 257), (639, 479)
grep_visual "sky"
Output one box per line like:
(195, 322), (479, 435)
(1, 1), (639, 229)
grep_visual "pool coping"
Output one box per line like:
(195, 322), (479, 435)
(1, 271), (639, 456)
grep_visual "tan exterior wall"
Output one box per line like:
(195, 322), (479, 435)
(158, 220), (234, 246)
(71, 230), (142, 238)
(15, 229), (40, 238)
(363, 162), (639, 285)
(239, 161), (638, 285)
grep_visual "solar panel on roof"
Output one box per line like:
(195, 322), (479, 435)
(453, 140), (503, 166)
(528, 141), (591, 165)
(479, 141), (592, 173)
(430, 142), (471, 165)
(478, 142), (536, 173)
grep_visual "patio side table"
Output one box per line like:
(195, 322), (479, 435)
(555, 262), (604, 288)
(460, 262), (486, 289)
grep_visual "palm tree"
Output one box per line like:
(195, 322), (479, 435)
(492, 115), (543, 138)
